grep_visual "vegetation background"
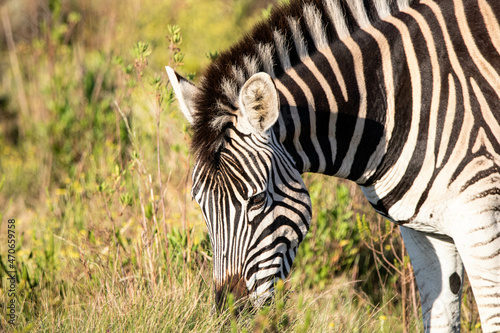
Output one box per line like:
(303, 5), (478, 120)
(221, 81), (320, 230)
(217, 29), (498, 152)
(0, 0), (480, 331)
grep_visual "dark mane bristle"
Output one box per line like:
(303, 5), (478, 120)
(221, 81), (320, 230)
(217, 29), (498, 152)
(190, 0), (414, 167)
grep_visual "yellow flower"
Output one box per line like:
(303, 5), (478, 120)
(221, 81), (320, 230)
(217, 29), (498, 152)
(339, 240), (350, 247)
(55, 188), (67, 196)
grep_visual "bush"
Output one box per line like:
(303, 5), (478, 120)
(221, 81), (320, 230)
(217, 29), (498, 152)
(0, 0), (478, 331)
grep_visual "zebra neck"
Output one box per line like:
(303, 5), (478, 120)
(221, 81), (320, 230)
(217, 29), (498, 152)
(274, 24), (408, 184)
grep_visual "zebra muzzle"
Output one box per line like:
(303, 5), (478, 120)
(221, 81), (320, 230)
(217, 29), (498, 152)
(214, 274), (249, 313)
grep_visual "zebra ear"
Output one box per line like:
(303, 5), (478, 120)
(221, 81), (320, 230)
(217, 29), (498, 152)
(165, 66), (198, 124)
(239, 72), (280, 135)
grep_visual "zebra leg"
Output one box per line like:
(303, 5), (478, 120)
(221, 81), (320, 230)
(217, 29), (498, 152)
(452, 218), (500, 332)
(399, 226), (464, 332)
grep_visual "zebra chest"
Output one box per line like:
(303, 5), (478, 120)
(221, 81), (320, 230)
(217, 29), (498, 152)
(360, 183), (451, 235)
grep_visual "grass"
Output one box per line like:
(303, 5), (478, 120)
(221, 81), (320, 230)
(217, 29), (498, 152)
(0, 0), (480, 331)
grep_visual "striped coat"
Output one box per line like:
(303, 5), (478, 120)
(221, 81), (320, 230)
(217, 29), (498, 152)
(167, 0), (500, 331)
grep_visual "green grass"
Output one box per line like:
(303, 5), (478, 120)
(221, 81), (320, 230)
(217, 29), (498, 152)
(0, 0), (480, 331)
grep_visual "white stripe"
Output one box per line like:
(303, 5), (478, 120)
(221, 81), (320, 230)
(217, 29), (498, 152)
(257, 43), (276, 78)
(346, 0), (371, 28)
(303, 4), (328, 50)
(386, 7), (442, 219)
(285, 68), (327, 172)
(275, 80), (312, 171)
(406, 0), (474, 230)
(470, 77), (500, 149)
(273, 29), (292, 70)
(320, 47), (348, 101)
(436, 74), (456, 168)
(324, 0), (350, 39)
(478, 0), (500, 56)
(374, 0), (391, 19)
(302, 55), (339, 172)
(453, 0), (500, 101)
(365, 14), (422, 212)
(397, 0), (411, 11)
(287, 17), (309, 60)
(335, 36), (367, 178)
(357, 24), (395, 183)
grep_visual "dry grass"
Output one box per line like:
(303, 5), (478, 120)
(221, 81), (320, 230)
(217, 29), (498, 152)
(0, 0), (480, 332)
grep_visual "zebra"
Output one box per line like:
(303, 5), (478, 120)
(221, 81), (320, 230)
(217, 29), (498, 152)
(166, 0), (500, 330)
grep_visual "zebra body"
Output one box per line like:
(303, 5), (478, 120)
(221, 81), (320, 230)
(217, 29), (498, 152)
(167, 0), (500, 331)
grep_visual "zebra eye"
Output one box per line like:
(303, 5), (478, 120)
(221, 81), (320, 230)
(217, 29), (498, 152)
(248, 192), (266, 210)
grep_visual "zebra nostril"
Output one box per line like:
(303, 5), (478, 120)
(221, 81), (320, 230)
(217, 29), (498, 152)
(214, 275), (249, 312)
(230, 276), (248, 300)
(214, 287), (226, 312)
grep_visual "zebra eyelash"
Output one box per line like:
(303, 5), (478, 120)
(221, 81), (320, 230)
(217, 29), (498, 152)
(248, 191), (267, 211)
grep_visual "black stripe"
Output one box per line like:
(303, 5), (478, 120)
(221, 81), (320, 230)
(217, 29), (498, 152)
(295, 59), (333, 173)
(279, 71), (320, 172)
(364, 18), (412, 185)
(348, 29), (387, 181)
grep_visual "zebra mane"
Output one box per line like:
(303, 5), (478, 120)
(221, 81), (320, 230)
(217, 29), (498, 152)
(191, 0), (416, 167)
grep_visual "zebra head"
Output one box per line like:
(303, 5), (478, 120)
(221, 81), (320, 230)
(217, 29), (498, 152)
(167, 67), (311, 310)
